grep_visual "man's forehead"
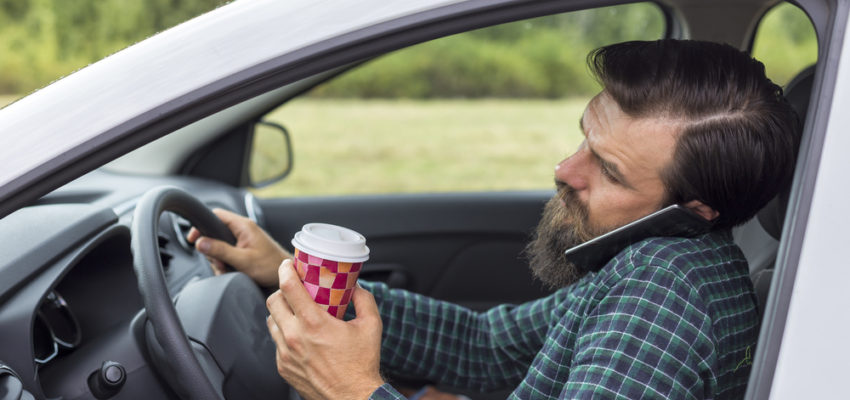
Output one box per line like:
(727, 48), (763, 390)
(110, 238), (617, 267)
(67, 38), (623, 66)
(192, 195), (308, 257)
(580, 92), (606, 128)
(581, 92), (636, 133)
(580, 91), (680, 184)
(582, 92), (681, 140)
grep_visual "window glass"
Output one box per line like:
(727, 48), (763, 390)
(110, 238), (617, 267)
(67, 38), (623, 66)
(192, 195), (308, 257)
(751, 3), (818, 86)
(254, 3), (665, 197)
(0, 0), (226, 105)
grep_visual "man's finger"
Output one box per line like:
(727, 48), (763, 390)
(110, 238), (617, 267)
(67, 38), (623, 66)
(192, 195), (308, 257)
(351, 284), (380, 321)
(267, 314), (286, 345)
(267, 289), (293, 314)
(266, 315), (293, 376)
(267, 290), (301, 339)
(209, 258), (226, 275)
(277, 259), (322, 318)
(195, 236), (244, 266)
(186, 227), (201, 243)
(211, 208), (251, 236)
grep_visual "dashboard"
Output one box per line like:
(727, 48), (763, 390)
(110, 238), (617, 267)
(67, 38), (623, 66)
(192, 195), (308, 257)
(0, 170), (262, 399)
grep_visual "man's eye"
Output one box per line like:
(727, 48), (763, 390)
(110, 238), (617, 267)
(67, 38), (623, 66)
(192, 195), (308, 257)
(600, 166), (619, 183)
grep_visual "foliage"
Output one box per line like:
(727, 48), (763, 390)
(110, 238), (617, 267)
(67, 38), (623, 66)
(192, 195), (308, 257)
(310, 4), (664, 99)
(752, 3), (818, 86)
(0, 1), (819, 97)
(0, 0), (225, 94)
(313, 2), (817, 98)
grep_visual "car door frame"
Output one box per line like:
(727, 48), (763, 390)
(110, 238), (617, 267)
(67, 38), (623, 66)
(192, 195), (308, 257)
(744, 0), (849, 398)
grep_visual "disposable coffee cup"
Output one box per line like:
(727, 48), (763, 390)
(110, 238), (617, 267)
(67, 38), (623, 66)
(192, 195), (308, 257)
(291, 223), (370, 319)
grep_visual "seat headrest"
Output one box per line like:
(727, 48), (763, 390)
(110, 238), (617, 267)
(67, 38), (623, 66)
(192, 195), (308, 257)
(785, 65), (815, 122)
(756, 65), (814, 240)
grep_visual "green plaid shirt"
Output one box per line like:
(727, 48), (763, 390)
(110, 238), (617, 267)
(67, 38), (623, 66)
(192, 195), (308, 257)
(363, 230), (759, 399)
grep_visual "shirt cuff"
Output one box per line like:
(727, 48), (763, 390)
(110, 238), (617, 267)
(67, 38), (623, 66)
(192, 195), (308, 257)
(369, 383), (408, 399)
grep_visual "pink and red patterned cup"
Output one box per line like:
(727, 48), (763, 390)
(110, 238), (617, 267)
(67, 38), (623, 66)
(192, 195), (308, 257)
(291, 223), (369, 319)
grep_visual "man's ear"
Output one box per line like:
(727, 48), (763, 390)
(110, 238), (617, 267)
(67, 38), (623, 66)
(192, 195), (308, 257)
(682, 200), (719, 222)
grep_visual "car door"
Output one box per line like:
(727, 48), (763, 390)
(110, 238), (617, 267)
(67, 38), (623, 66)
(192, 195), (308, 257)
(260, 191), (552, 310)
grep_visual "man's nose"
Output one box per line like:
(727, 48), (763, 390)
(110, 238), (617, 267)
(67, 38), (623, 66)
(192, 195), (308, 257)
(555, 149), (589, 191)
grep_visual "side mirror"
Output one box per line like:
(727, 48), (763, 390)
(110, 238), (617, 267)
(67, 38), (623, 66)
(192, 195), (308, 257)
(248, 120), (293, 188)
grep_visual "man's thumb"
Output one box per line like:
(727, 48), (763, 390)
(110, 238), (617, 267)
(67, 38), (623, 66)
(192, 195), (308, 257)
(351, 284), (380, 320)
(196, 236), (241, 266)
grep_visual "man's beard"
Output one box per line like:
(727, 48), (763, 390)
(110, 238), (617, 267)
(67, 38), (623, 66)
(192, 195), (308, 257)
(524, 182), (608, 289)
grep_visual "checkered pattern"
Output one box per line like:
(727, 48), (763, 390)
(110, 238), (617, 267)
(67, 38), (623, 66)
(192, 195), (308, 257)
(294, 248), (362, 319)
(359, 230), (759, 399)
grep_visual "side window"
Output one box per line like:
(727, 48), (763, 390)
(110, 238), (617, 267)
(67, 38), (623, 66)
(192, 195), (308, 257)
(254, 3), (666, 197)
(751, 3), (818, 86)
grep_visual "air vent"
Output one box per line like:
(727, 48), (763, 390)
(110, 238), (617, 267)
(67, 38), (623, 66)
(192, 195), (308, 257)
(171, 215), (194, 252)
(157, 234), (174, 270)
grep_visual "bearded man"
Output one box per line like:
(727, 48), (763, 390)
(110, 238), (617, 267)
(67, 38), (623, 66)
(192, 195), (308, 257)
(189, 39), (800, 399)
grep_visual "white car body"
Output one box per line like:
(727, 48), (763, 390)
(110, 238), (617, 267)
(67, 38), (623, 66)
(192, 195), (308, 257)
(0, 0), (846, 398)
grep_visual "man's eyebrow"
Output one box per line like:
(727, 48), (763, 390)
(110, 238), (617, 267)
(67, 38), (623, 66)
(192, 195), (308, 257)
(586, 140), (634, 189)
(579, 110), (634, 189)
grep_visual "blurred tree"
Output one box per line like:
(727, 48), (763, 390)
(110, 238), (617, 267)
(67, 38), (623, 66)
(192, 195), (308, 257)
(0, 0), (225, 94)
(0, 0), (29, 20)
(313, 3), (664, 99)
(752, 3), (817, 86)
(0, 1), (817, 98)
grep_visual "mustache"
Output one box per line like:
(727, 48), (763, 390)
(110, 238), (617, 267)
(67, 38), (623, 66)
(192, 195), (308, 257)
(552, 179), (596, 243)
(555, 180), (579, 206)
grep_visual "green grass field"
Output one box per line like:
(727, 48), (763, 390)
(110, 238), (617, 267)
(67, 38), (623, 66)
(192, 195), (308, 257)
(253, 98), (587, 197)
(2, 95), (587, 196)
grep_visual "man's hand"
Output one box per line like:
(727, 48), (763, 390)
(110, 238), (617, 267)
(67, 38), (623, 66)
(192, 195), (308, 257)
(266, 259), (385, 400)
(187, 208), (290, 287)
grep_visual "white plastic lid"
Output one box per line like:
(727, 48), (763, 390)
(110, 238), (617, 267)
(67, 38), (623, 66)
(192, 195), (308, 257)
(291, 223), (370, 263)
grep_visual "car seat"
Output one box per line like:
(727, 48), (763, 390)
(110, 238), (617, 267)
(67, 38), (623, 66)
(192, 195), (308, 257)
(734, 65), (814, 318)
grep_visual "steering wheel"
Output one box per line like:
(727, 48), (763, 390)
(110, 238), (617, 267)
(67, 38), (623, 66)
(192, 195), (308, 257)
(130, 186), (290, 400)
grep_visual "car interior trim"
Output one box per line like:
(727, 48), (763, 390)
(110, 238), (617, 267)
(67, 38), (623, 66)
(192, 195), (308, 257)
(766, 3), (850, 397)
(745, 0), (846, 398)
(0, 206), (118, 304)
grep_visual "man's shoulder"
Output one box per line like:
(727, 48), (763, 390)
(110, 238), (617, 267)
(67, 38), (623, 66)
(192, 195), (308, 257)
(597, 229), (748, 287)
(572, 229), (754, 327)
(617, 229), (741, 266)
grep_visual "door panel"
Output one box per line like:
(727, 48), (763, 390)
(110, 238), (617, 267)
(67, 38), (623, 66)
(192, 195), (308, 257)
(259, 190), (555, 310)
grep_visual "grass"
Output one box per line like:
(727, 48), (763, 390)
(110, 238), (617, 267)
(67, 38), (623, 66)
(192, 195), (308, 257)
(2, 94), (586, 197)
(252, 98), (588, 197)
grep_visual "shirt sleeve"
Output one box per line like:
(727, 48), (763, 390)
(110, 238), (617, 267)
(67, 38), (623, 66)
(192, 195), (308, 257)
(369, 383), (408, 399)
(359, 280), (565, 392)
(560, 265), (716, 399)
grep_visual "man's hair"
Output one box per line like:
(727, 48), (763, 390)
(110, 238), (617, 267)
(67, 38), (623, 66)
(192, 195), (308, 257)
(588, 39), (802, 230)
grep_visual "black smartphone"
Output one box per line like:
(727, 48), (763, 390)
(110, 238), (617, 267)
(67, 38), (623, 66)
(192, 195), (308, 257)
(563, 204), (713, 273)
